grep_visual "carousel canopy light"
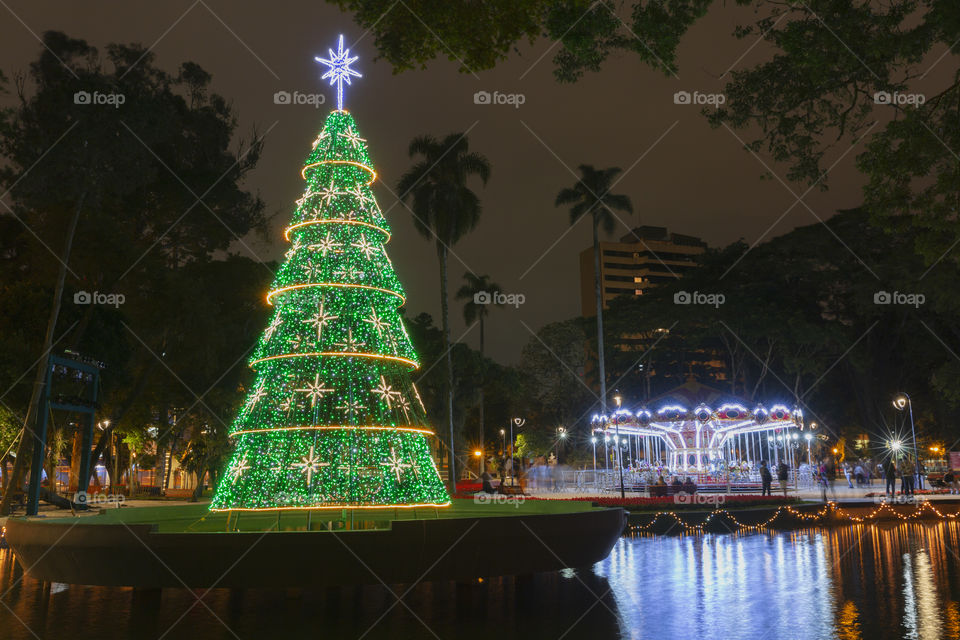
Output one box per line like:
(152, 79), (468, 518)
(658, 405), (687, 414)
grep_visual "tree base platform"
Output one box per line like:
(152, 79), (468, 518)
(4, 500), (625, 588)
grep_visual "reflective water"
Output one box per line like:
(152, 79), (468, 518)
(2, 522), (960, 639)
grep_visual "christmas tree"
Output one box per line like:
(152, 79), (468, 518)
(210, 37), (449, 511)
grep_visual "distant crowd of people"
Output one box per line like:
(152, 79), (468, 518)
(473, 451), (958, 499)
(818, 457), (946, 498)
(757, 460), (790, 497)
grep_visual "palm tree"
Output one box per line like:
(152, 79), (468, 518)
(397, 133), (491, 494)
(555, 165), (633, 416)
(456, 272), (503, 474)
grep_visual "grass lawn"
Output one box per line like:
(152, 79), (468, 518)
(29, 498), (601, 533)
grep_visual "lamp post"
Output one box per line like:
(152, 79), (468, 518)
(591, 436), (597, 479)
(555, 427), (566, 463)
(510, 418), (524, 487)
(889, 439), (904, 487)
(893, 393), (921, 490)
(613, 390), (625, 499)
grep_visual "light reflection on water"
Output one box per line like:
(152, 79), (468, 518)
(1, 522), (960, 639)
(602, 523), (960, 640)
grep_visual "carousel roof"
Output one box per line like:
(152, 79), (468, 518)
(592, 379), (803, 429)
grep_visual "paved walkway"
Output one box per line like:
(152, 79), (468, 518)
(527, 483), (960, 503)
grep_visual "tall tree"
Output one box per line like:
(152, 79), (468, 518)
(455, 272), (502, 473)
(0, 32), (265, 513)
(337, 0), (960, 286)
(555, 165), (633, 415)
(397, 134), (490, 492)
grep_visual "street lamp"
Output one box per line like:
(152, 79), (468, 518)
(499, 429), (505, 456)
(555, 427), (566, 463)
(510, 418), (524, 487)
(893, 393), (921, 489)
(613, 390), (625, 499)
(804, 433), (812, 466)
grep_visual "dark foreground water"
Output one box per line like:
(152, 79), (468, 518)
(2, 522), (960, 640)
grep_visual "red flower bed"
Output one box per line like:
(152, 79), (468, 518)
(448, 493), (799, 510)
(864, 489), (950, 497)
(539, 495), (798, 509)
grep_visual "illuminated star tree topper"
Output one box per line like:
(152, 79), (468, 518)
(315, 34), (362, 111)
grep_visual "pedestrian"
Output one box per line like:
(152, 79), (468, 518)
(818, 461), (828, 502)
(481, 469), (496, 494)
(843, 463), (854, 489)
(825, 459), (837, 499)
(943, 470), (956, 495)
(776, 461), (789, 497)
(759, 460), (772, 497)
(885, 461), (897, 497)
(854, 463), (865, 486)
(917, 460), (925, 491)
(899, 461), (914, 496)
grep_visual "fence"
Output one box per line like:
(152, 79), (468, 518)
(520, 467), (817, 494)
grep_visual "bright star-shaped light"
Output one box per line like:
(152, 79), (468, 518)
(315, 35), (361, 111)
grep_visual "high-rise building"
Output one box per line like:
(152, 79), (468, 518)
(579, 226), (706, 316)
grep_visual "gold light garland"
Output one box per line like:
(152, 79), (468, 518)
(249, 351), (418, 370)
(210, 501), (451, 513)
(627, 500), (960, 535)
(265, 282), (405, 306)
(284, 219), (391, 242)
(301, 159), (377, 184)
(230, 424), (435, 437)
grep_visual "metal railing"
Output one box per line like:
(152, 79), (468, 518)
(520, 468), (813, 494)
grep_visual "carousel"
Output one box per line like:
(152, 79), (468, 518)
(591, 399), (806, 481)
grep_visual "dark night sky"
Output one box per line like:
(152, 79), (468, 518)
(1, 1), (872, 363)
